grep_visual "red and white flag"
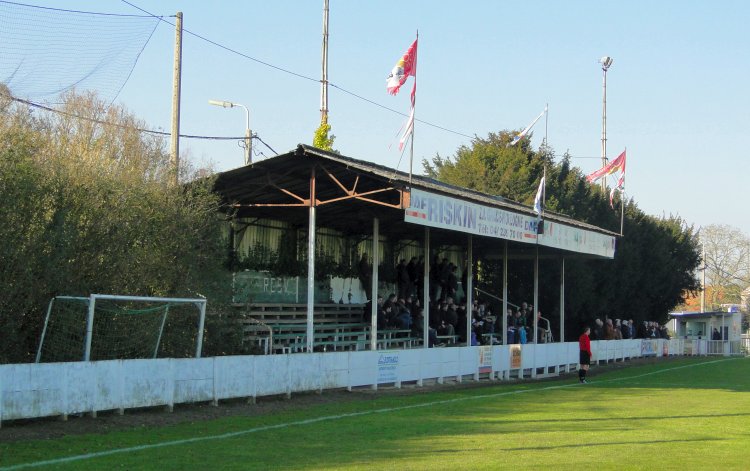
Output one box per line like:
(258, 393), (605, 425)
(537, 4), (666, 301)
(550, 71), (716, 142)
(388, 38), (418, 150)
(386, 39), (418, 95)
(586, 149), (626, 183)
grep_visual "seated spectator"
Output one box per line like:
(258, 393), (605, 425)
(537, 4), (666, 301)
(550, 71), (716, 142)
(395, 299), (412, 330)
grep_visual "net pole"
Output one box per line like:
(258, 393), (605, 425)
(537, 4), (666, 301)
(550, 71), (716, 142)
(154, 304), (170, 358)
(196, 301), (207, 358)
(84, 294), (96, 361)
(35, 297), (57, 363)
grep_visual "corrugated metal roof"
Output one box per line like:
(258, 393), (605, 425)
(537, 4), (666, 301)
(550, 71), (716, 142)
(215, 144), (618, 245)
(299, 145), (617, 236)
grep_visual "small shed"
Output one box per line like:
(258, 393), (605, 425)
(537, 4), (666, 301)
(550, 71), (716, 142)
(667, 310), (742, 341)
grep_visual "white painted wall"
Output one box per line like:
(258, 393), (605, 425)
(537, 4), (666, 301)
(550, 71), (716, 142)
(0, 339), (710, 424)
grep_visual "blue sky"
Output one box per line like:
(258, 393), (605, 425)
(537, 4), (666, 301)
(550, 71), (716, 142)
(5, 0), (750, 235)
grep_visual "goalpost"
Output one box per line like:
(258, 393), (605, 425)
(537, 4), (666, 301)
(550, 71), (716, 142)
(36, 294), (207, 363)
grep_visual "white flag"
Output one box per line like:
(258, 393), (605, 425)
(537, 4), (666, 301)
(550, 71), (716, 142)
(511, 106), (547, 146)
(534, 176), (545, 216)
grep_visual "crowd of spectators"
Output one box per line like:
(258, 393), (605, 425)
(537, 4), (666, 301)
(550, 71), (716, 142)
(361, 255), (674, 348)
(590, 318), (669, 340)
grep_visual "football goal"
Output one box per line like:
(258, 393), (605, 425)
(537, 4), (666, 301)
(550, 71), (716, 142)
(35, 294), (207, 363)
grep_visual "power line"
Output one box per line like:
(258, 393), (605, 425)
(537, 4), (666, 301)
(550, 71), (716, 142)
(120, 0), (475, 140)
(3, 93), (274, 145)
(0, 0), (161, 17)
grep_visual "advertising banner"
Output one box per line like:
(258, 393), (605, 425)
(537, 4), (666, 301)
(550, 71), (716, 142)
(377, 351), (400, 383)
(510, 344), (522, 369)
(478, 346), (493, 374)
(405, 188), (615, 258)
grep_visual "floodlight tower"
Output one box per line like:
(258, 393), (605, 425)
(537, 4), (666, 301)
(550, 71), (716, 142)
(599, 56), (613, 192)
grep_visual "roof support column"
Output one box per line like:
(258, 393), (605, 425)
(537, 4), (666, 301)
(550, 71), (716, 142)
(560, 257), (565, 343)
(466, 235), (473, 346)
(533, 246), (539, 346)
(306, 167), (317, 353)
(423, 227), (430, 349)
(502, 240), (508, 346)
(370, 217), (379, 351)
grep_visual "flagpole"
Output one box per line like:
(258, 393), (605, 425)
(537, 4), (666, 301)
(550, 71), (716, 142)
(409, 31), (418, 186)
(619, 146), (626, 236)
(543, 103), (548, 214)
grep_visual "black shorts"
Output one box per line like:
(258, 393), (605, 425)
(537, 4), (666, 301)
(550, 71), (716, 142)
(579, 351), (591, 365)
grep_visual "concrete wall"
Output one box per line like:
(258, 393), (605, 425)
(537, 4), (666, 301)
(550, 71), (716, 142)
(0, 339), (703, 425)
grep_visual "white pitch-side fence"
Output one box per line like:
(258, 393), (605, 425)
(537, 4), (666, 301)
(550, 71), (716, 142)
(0, 339), (735, 426)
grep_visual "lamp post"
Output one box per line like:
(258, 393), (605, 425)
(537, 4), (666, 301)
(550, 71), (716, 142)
(208, 99), (252, 165)
(599, 56), (613, 192)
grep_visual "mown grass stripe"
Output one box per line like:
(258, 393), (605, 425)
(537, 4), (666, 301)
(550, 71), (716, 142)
(0, 357), (738, 470)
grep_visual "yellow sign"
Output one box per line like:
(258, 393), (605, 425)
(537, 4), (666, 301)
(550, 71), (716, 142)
(510, 344), (522, 369)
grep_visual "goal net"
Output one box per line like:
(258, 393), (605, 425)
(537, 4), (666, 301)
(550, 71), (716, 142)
(36, 294), (207, 363)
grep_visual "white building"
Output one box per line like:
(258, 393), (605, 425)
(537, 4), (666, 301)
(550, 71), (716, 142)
(667, 309), (742, 341)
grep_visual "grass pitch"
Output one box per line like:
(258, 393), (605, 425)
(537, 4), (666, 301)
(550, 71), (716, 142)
(2, 357), (749, 470)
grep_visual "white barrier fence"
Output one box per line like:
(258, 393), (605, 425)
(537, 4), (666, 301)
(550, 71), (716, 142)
(0, 339), (740, 425)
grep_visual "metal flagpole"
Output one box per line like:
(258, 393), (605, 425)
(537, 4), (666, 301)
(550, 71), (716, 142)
(409, 31), (418, 186)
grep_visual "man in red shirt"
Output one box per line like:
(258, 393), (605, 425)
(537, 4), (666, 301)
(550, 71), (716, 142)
(578, 327), (592, 384)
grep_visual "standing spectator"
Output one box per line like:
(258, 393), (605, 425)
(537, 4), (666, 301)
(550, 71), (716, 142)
(621, 319), (632, 339)
(613, 320), (623, 340)
(358, 253), (372, 301)
(415, 255), (424, 301)
(578, 327), (592, 384)
(604, 319), (615, 340)
(461, 261), (468, 303)
(406, 257), (418, 297)
(429, 255), (441, 301)
(439, 258), (451, 300)
(593, 318), (604, 340)
(396, 259), (410, 300)
(446, 264), (458, 300)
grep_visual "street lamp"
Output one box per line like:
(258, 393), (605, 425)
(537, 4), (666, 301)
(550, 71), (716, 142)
(598, 56), (613, 192)
(208, 99), (252, 165)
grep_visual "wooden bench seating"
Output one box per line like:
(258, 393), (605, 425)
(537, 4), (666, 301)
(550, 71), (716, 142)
(238, 303), (427, 354)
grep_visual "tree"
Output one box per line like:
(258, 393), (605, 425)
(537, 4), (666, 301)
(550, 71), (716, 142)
(424, 131), (701, 337)
(0, 90), (231, 363)
(700, 224), (750, 309)
(312, 115), (336, 152)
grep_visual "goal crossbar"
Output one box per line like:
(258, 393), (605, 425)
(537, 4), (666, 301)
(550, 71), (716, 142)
(36, 294), (207, 363)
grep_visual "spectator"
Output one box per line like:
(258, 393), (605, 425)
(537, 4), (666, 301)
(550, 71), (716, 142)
(446, 264), (458, 300)
(429, 255), (441, 301)
(613, 320), (623, 340)
(415, 255), (424, 301)
(439, 259), (451, 300)
(406, 256), (418, 297)
(604, 319), (615, 340)
(712, 328), (721, 340)
(357, 253), (372, 301)
(395, 299), (412, 330)
(396, 259), (410, 300)
(621, 319), (632, 339)
(593, 318), (604, 340)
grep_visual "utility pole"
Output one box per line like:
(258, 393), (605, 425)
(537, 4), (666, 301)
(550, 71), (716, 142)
(701, 244), (706, 313)
(320, 0), (329, 123)
(170, 11), (183, 185)
(599, 56), (613, 192)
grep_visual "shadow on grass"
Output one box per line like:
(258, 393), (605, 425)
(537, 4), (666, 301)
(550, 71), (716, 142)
(499, 436), (725, 452)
